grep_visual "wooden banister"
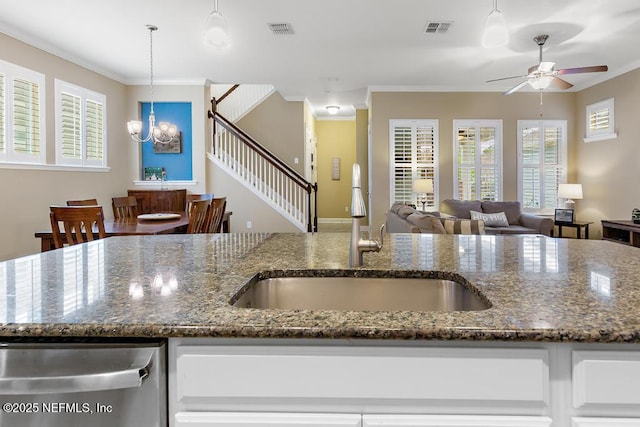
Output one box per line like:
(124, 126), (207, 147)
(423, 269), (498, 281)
(208, 96), (318, 232)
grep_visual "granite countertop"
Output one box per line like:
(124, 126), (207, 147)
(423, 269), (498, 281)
(1, 232), (640, 342)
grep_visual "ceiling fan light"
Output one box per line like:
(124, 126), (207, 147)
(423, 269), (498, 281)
(203, 10), (230, 49)
(529, 75), (554, 90)
(482, 6), (509, 48)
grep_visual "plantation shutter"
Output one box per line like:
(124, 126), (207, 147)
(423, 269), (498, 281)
(518, 120), (567, 213)
(0, 73), (5, 153)
(61, 92), (82, 160)
(390, 120), (438, 208)
(12, 78), (41, 156)
(55, 79), (106, 167)
(589, 108), (610, 133)
(0, 61), (45, 163)
(85, 99), (104, 161)
(454, 120), (502, 201)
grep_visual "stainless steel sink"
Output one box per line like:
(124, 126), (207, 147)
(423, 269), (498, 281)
(232, 275), (491, 312)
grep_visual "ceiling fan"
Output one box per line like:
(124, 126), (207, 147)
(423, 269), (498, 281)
(487, 34), (608, 95)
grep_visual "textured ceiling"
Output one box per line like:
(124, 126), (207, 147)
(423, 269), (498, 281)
(1, 0), (639, 118)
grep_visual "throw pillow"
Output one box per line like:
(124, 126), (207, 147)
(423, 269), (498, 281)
(469, 210), (509, 227)
(407, 213), (446, 234)
(441, 218), (486, 235)
(481, 201), (521, 225)
(396, 204), (416, 219)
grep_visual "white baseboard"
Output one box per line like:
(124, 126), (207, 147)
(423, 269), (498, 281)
(318, 218), (352, 224)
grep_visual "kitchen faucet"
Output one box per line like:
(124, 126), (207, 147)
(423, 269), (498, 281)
(349, 163), (384, 267)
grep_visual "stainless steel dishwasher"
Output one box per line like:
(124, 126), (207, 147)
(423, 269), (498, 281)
(0, 341), (166, 426)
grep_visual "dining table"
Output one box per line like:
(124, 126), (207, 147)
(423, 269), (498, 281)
(35, 212), (190, 252)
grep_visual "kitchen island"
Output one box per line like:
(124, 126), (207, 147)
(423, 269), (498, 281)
(2, 232), (640, 426)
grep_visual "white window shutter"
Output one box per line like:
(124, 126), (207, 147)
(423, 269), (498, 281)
(61, 91), (82, 160)
(453, 120), (502, 201)
(518, 120), (567, 214)
(12, 77), (41, 156)
(55, 79), (106, 167)
(85, 99), (104, 162)
(0, 73), (5, 153)
(390, 120), (439, 208)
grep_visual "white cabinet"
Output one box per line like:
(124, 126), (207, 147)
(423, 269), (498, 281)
(363, 415), (552, 427)
(174, 344), (549, 413)
(175, 412), (361, 427)
(572, 418), (640, 427)
(573, 350), (640, 407)
(169, 339), (640, 427)
(174, 412), (554, 427)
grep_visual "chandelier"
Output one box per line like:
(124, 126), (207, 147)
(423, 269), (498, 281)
(127, 25), (178, 144)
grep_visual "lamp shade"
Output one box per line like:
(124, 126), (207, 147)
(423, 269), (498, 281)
(203, 10), (230, 49)
(558, 183), (583, 200)
(481, 6), (509, 48)
(413, 178), (434, 194)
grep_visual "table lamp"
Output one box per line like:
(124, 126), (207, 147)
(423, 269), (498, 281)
(558, 183), (583, 210)
(413, 178), (434, 211)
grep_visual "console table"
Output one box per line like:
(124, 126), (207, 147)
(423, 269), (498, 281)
(601, 220), (640, 247)
(128, 189), (187, 214)
(554, 220), (593, 239)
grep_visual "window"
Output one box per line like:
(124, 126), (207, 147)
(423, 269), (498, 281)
(517, 120), (567, 214)
(389, 119), (438, 209)
(55, 80), (106, 167)
(585, 97), (616, 142)
(0, 60), (45, 164)
(453, 120), (502, 201)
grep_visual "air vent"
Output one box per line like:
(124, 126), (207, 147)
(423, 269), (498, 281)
(268, 23), (294, 35)
(424, 21), (452, 34)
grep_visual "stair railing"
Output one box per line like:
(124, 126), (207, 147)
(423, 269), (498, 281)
(208, 97), (318, 232)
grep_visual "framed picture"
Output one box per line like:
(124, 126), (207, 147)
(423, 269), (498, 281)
(554, 208), (574, 224)
(153, 132), (182, 154)
(144, 167), (164, 181)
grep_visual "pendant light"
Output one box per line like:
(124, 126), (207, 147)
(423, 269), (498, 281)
(127, 25), (178, 145)
(482, 0), (509, 48)
(203, 0), (230, 49)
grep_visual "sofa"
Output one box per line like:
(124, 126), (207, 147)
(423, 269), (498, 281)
(386, 200), (554, 236)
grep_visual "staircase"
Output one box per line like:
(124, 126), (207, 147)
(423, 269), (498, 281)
(206, 90), (317, 232)
(211, 84), (275, 122)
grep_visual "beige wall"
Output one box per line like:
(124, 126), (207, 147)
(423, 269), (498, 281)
(0, 32), (131, 261)
(368, 91), (576, 228)
(575, 68), (640, 238)
(236, 92), (305, 175)
(355, 109), (369, 225)
(0, 32), (210, 260)
(316, 120), (357, 219)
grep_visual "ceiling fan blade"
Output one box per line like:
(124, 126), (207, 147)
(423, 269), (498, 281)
(556, 65), (608, 75)
(549, 77), (574, 90)
(486, 75), (528, 83)
(503, 80), (529, 95)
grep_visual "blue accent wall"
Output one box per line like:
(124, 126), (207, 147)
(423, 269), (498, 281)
(141, 102), (192, 180)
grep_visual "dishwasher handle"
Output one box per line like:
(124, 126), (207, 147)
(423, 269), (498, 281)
(0, 348), (154, 395)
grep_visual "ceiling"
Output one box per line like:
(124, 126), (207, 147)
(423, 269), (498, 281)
(1, 0), (640, 118)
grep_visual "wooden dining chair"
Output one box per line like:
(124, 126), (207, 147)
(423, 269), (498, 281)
(205, 197), (227, 233)
(186, 199), (211, 234)
(186, 193), (213, 214)
(49, 205), (106, 249)
(66, 198), (99, 206)
(112, 196), (139, 219)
